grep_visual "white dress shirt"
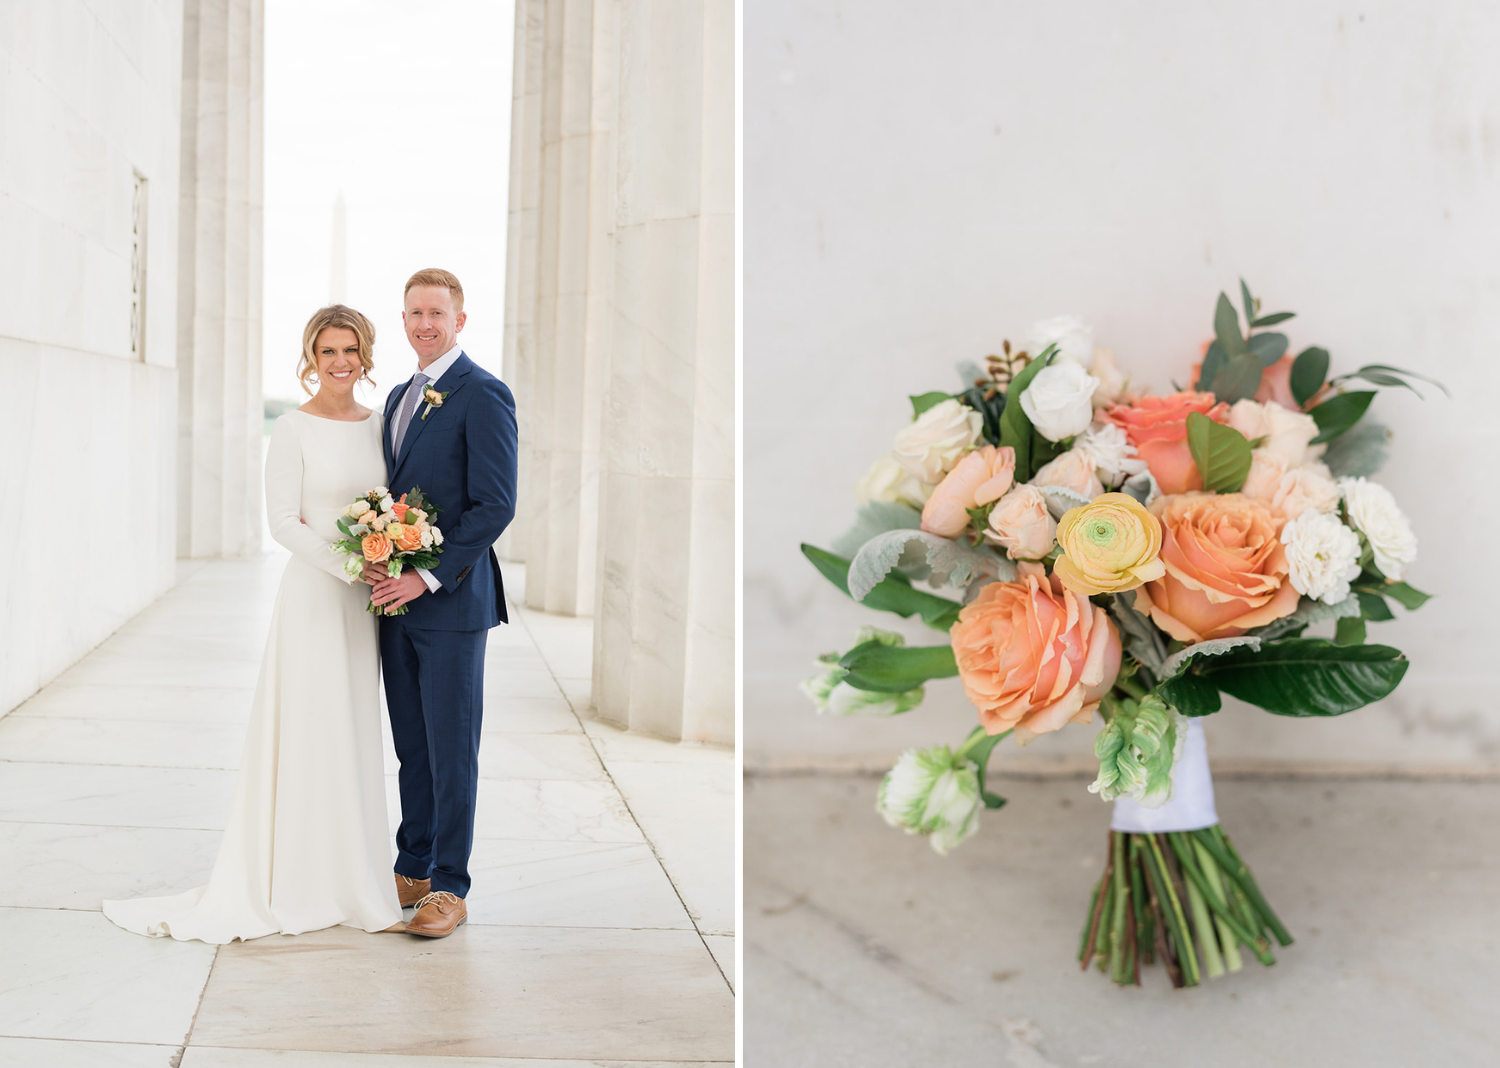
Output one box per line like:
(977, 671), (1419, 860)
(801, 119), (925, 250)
(399, 345), (463, 593)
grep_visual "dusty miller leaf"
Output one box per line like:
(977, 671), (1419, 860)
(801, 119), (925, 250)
(1321, 419), (1390, 478)
(848, 531), (1014, 603)
(830, 502), (922, 558)
(1159, 636), (1262, 682)
(1037, 484), (1091, 521)
(1109, 589), (1168, 676)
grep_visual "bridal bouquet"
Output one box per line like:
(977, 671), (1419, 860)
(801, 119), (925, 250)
(801, 282), (1438, 988)
(332, 485), (445, 614)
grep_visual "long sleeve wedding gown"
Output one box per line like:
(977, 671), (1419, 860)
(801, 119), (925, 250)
(103, 410), (403, 943)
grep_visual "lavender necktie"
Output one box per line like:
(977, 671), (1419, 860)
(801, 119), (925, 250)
(392, 373), (429, 457)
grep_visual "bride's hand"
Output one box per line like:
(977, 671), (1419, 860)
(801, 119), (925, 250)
(361, 559), (388, 585)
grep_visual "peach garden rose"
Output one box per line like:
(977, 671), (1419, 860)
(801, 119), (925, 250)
(361, 531), (392, 563)
(949, 573), (1122, 743)
(1105, 391), (1230, 496)
(1135, 492), (1300, 642)
(920, 445), (1016, 539)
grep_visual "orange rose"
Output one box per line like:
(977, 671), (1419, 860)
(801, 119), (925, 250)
(1105, 391), (1229, 495)
(920, 445), (1015, 539)
(1135, 492), (1300, 642)
(949, 572), (1122, 743)
(394, 524), (423, 552)
(361, 532), (392, 563)
(392, 501), (411, 521)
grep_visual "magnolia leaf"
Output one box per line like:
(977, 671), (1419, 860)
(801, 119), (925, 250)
(998, 346), (1055, 478)
(910, 392), (953, 417)
(849, 530), (1013, 602)
(801, 544), (964, 631)
(1214, 293), (1246, 355)
(1179, 638), (1408, 716)
(1321, 418), (1389, 478)
(830, 502), (922, 559)
(1037, 484), (1092, 521)
(1158, 671), (1222, 716)
(1109, 590), (1168, 676)
(838, 641), (959, 693)
(1185, 412), (1253, 493)
(1247, 593), (1360, 641)
(1211, 352), (1264, 405)
(1310, 391), (1376, 444)
(1158, 637), (1263, 684)
(1334, 616), (1367, 646)
(1245, 332), (1289, 367)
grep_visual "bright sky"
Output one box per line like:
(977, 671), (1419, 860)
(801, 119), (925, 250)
(263, 0), (516, 410)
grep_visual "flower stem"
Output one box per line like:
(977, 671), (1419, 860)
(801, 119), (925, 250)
(1195, 838), (1243, 972)
(1081, 831), (1115, 972)
(1167, 832), (1276, 966)
(1114, 676), (1149, 701)
(1196, 827), (1293, 947)
(1109, 832), (1131, 985)
(1145, 834), (1199, 986)
(1182, 864), (1224, 979)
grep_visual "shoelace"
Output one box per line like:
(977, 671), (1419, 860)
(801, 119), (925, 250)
(414, 890), (461, 913)
(398, 875), (424, 888)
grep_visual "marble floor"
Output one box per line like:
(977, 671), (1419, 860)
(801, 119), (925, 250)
(744, 773), (1500, 1068)
(0, 554), (734, 1068)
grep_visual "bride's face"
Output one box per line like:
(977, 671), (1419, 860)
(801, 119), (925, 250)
(313, 327), (363, 396)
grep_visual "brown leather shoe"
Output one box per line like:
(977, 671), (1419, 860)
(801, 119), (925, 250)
(405, 891), (467, 938)
(396, 874), (431, 908)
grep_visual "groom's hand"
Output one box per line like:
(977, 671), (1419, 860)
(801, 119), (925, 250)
(361, 560), (388, 585)
(372, 571), (428, 612)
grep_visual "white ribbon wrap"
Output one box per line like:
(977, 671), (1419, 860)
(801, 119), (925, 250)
(1110, 717), (1218, 833)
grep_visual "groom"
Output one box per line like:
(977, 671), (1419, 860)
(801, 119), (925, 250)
(369, 268), (518, 937)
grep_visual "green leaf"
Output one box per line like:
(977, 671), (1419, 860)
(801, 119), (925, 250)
(838, 640), (959, 693)
(1180, 638), (1408, 716)
(1250, 311), (1296, 327)
(1197, 339), (1228, 392)
(1383, 581), (1432, 611)
(910, 392), (953, 417)
(1185, 412), (1253, 493)
(1245, 332), (1288, 367)
(1332, 363), (1450, 399)
(959, 386), (1006, 446)
(962, 727), (1010, 809)
(1239, 279), (1257, 327)
(1309, 391), (1376, 444)
(998, 345), (1055, 479)
(336, 517), (354, 537)
(1333, 616), (1366, 646)
(1214, 293), (1246, 355)
(1356, 590), (1395, 622)
(801, 544), (963, 631)
(1290, 347), (1330, 408)
(1158, 672), (1222, 717)
(1210, 352), (1264, 405)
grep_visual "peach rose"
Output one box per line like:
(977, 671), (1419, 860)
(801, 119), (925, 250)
(1255, 354), (1301, 410)
(392, 501), (411, 522)
(949, 573), (1122, 743)
(357, 509), (377, 526)
(394, 523), (424, 552)
(920, 445), (1016, 539)
(1105, 392), (1230, 496)
(984, 485), (1056, 560)
(1135, 493), (1301, 642)
(361, 532), (392, 563)
(1030, 447), (1104, 500)
(1239, 449), (1289, 502)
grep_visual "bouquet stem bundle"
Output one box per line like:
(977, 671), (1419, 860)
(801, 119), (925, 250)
(1078, 826), (1292, 987)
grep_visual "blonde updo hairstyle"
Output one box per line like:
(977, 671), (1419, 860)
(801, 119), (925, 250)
(297, 304), (377, 395)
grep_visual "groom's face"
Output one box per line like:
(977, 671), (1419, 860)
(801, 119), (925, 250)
(403, 285), (466, 364)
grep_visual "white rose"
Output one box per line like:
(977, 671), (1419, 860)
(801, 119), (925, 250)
(856, 452), (933, 509)
(1073, 421), (1147, 488)
(373, 486), (389, 495)
(1226, 399), (1322, 468)
(1088, 348), (1128, 407)
(1271, 463), (1341, 522)
(1281, 511), (1362, 605)
(1340, 477), (1417, 580)
(890, 399), (984, 484)
(379, 495), (396, 513)
(985, 485), (1057, 560)
(877, 745), (982, 855)
(1024, 315), (1094, 365)
(1030, 448), (1104, 500)
(1020, 362), (1100, 442)
(347, 501), (367, 518)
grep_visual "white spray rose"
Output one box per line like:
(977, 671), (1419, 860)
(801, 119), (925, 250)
(1226, 399), (1323, 468)
(1073, 421), (1147, 488)
(877, 745), (982, 855)
(347, 501), (368, 518)
(1340, 477), (1417, 580)
(856, 452), (933, 509)
(432, 527), (444, 546)
(1030, 448), (1104, 500)
(420, 528), (434, 548)
(1281, 511), (1363, 605)
(1271, 463), (1341, 522)
(802, 627), (926, 718)
(379, 495), (396, 513)
(1021, 363), (1100, 442)
(1024, 315), (1095, 365)
(890, 399), (984, 484)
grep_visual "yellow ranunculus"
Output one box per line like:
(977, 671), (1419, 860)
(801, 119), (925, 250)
(1053, 492), (1166, 596)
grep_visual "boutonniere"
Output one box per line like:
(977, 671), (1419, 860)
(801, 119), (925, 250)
(420, 387), (451, 420)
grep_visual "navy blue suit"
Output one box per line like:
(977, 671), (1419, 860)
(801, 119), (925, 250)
(379, 351), (518, 898)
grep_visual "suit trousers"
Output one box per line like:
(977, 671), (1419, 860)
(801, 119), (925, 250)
(380, 617), (487, 897)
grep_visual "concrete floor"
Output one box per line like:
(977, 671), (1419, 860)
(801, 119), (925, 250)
(0, 554), (734, 1067)
(745, 773), (1500, 1068)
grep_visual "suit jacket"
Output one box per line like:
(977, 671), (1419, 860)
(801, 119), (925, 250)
(382, 352), (518, 631)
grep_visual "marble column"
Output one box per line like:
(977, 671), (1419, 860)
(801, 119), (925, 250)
(176, 0), (265, 559)
(518, 0), (617, 617)
(591, 0), (734, 745)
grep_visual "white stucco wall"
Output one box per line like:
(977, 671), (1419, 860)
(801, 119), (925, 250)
(0, 1), (182, 712)
(745, 2), (1500, 771)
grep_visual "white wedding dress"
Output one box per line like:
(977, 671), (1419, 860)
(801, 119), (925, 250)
(103, 410), (403, 943)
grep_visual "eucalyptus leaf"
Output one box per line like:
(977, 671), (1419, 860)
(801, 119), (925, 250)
(1197, 339), (1228, 392)
(910, 392), (953, 417)
(998, 345), (1055, 478)
(1178, 638), (1408, 716)
(1185, 412), (1252, 493)
(1383, 581), (1432, 611)
(801, 544), (964, 631)
(1321, 419), (1389, 478)
(1310, 391), (1376, 444)
(1214, 293), (1246, 355)
(1037, 484), (1092, 521)
(838, 640), (959, 693)
(848, 530), (1013, 602)
(1250, 311), (1296, 327)
(1239, 279), (1257, 327)
(1245, 332), (1289, 367)
(1290, 347), (1331, 408)
(830, 501), (922, 559)
(1332, 363), (1450, 399)
(1210, 353), (1265, 405)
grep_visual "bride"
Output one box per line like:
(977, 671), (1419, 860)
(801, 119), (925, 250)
(104, 305), (404, 942)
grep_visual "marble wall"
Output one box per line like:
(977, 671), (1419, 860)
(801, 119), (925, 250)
(176, 0), (265, 559)
(0, 0), (184, 713)
(745, 1), (1500, 772)
(503, 0), (735, 745)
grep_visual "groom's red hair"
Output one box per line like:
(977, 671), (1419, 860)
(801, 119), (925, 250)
(404, 268), (465, 313)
